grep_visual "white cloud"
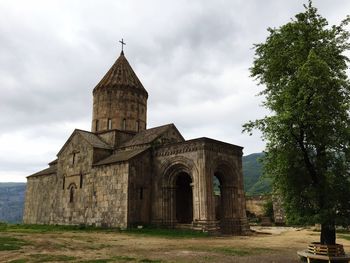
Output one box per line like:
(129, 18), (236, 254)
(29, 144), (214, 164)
(0, 0), (349, 181)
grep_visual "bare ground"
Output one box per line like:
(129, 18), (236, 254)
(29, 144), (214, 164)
(1, 226), (350, 263)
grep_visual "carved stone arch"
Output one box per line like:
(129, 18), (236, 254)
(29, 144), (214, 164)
(212, 159), (237, 187)
(211, 158), (241, 233)
(159, 156), (198, 225)
(67, 183), (77, 190)
(160, 156), (198, 187)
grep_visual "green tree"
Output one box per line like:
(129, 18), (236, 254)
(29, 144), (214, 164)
(244, 1), (350, 245)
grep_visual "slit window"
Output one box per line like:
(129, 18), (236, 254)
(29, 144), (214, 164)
(95, 120), (99, 132)
(139, 187), (143, 200)
(122, 118), (126, 130)
(80, 174), (83, 188)
(72, 153), (76, 165)
(107, 118), (112, 130)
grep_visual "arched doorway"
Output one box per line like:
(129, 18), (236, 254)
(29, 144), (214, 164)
(213, 173), (222, 220)
(175, 172), (193, 224)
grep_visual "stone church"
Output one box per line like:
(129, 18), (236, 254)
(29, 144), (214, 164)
(23, 48), (249, 234)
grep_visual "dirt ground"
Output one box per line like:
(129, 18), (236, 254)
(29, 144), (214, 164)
(1, 226), (350, 263)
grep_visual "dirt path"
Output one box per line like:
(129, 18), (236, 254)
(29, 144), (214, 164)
(1, 227), (350, 262)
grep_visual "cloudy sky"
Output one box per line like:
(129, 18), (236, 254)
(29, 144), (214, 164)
(0, 0), (349, 182)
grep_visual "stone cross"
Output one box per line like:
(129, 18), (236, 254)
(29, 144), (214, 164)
(119, 38), (126, 52)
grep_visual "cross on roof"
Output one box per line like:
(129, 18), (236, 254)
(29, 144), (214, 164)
(119, 38), (126, 52)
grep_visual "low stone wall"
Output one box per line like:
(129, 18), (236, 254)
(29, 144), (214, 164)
(245, 195), (270, 217)
(245, 194), (285, 224)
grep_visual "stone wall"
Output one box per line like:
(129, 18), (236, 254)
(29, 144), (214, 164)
(127, 150), (152, 226)
(24, 131), (132, 228)
(245, 195), (270, 217)
(88, 163), (129, 228)
(23, 173), (56, 224)
(245, 195), (286, 225)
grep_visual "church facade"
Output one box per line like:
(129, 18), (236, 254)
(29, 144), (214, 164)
(23, 50), (249, 234)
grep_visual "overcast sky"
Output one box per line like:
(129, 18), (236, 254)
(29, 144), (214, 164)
(0, 0), (349, 182)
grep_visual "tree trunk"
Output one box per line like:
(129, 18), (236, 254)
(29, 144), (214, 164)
(320, 222), (336, 245)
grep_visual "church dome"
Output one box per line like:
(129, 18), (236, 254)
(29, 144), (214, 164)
(91, 51), (148, 133)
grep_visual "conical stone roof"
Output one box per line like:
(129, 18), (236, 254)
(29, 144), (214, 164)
(93, 51), (148, 97)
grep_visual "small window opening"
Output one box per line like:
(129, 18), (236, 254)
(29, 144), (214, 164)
(139, 187), (143, 200)
(80, 173), (83, 188)
(72, 152), (76, 165)
(107, 118), (112, 130)
(62, 177), (65, 190)
(122, 118), (126, 130)
(136, 120), (140, 132)
(69, 187), (75, 203)
(95, 120), (99, 132)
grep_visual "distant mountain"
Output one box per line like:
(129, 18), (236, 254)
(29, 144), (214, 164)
(0, 183), (26, 223)
(242, 152), (272, 196)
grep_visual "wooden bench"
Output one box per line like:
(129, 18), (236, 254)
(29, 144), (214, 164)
(298, 250), (350, 263)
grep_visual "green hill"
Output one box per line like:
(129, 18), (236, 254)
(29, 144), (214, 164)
(242, 152), (271, 196)
(0, 183), (26, 223)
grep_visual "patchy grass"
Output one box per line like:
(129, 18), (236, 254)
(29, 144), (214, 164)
(83, 243), (114, 250)
(78, 256), (138, 262)
(0, 236), (29, 251)
(188, 246), (273, 257)
(0, 223), (208, 238)
(29, 254), (77, 262)
(339, 234), (350, 241)
(138, 259), (162, 263)
(112, 256), (137, 262)
(78, 260), (113, 263)
(2, 227), (344, 263)
(123, 227), (209, 238)
(8, 260), (27, 263)
(0, 222), (121, 234)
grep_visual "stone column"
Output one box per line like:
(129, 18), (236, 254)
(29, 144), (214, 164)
(192, 162), (219, 233)
(161, 186), (176, 227)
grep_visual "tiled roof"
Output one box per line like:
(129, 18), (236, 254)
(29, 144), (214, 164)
(94, 147), (149, 166)
(93, 51), (148, 96)
(77, 130), (113, 150)
(27, 165), (57, 178)
(121, 124), (176, 147)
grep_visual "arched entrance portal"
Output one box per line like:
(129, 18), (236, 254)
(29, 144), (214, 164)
(213, 174), (222, 220)
(175, 172), (193, 224)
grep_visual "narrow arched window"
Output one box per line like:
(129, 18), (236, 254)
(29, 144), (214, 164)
(136, 120), (140, 132)
(69, 186), (75, 203)
(80, 174), (83, 188)
(72, 152), (76, 165)
(139, 187), (143, 200)
(107, 118), (112, 130)
(95, 120), (99, 132)
(122, 118), (126, 130)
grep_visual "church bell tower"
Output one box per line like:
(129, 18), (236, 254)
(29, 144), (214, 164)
(91, 45), (148, 133)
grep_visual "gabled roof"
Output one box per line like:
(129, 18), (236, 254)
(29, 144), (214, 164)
(94, 147), (149, 166)
(57, 129), (113, 156)
(77, 130), (112, 149)
(27, 165), (57, 178)
(120, 123), (184, 148)
(93, 51), (148, 96)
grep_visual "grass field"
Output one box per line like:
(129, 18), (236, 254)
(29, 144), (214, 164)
(1, 224), (350, 263)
